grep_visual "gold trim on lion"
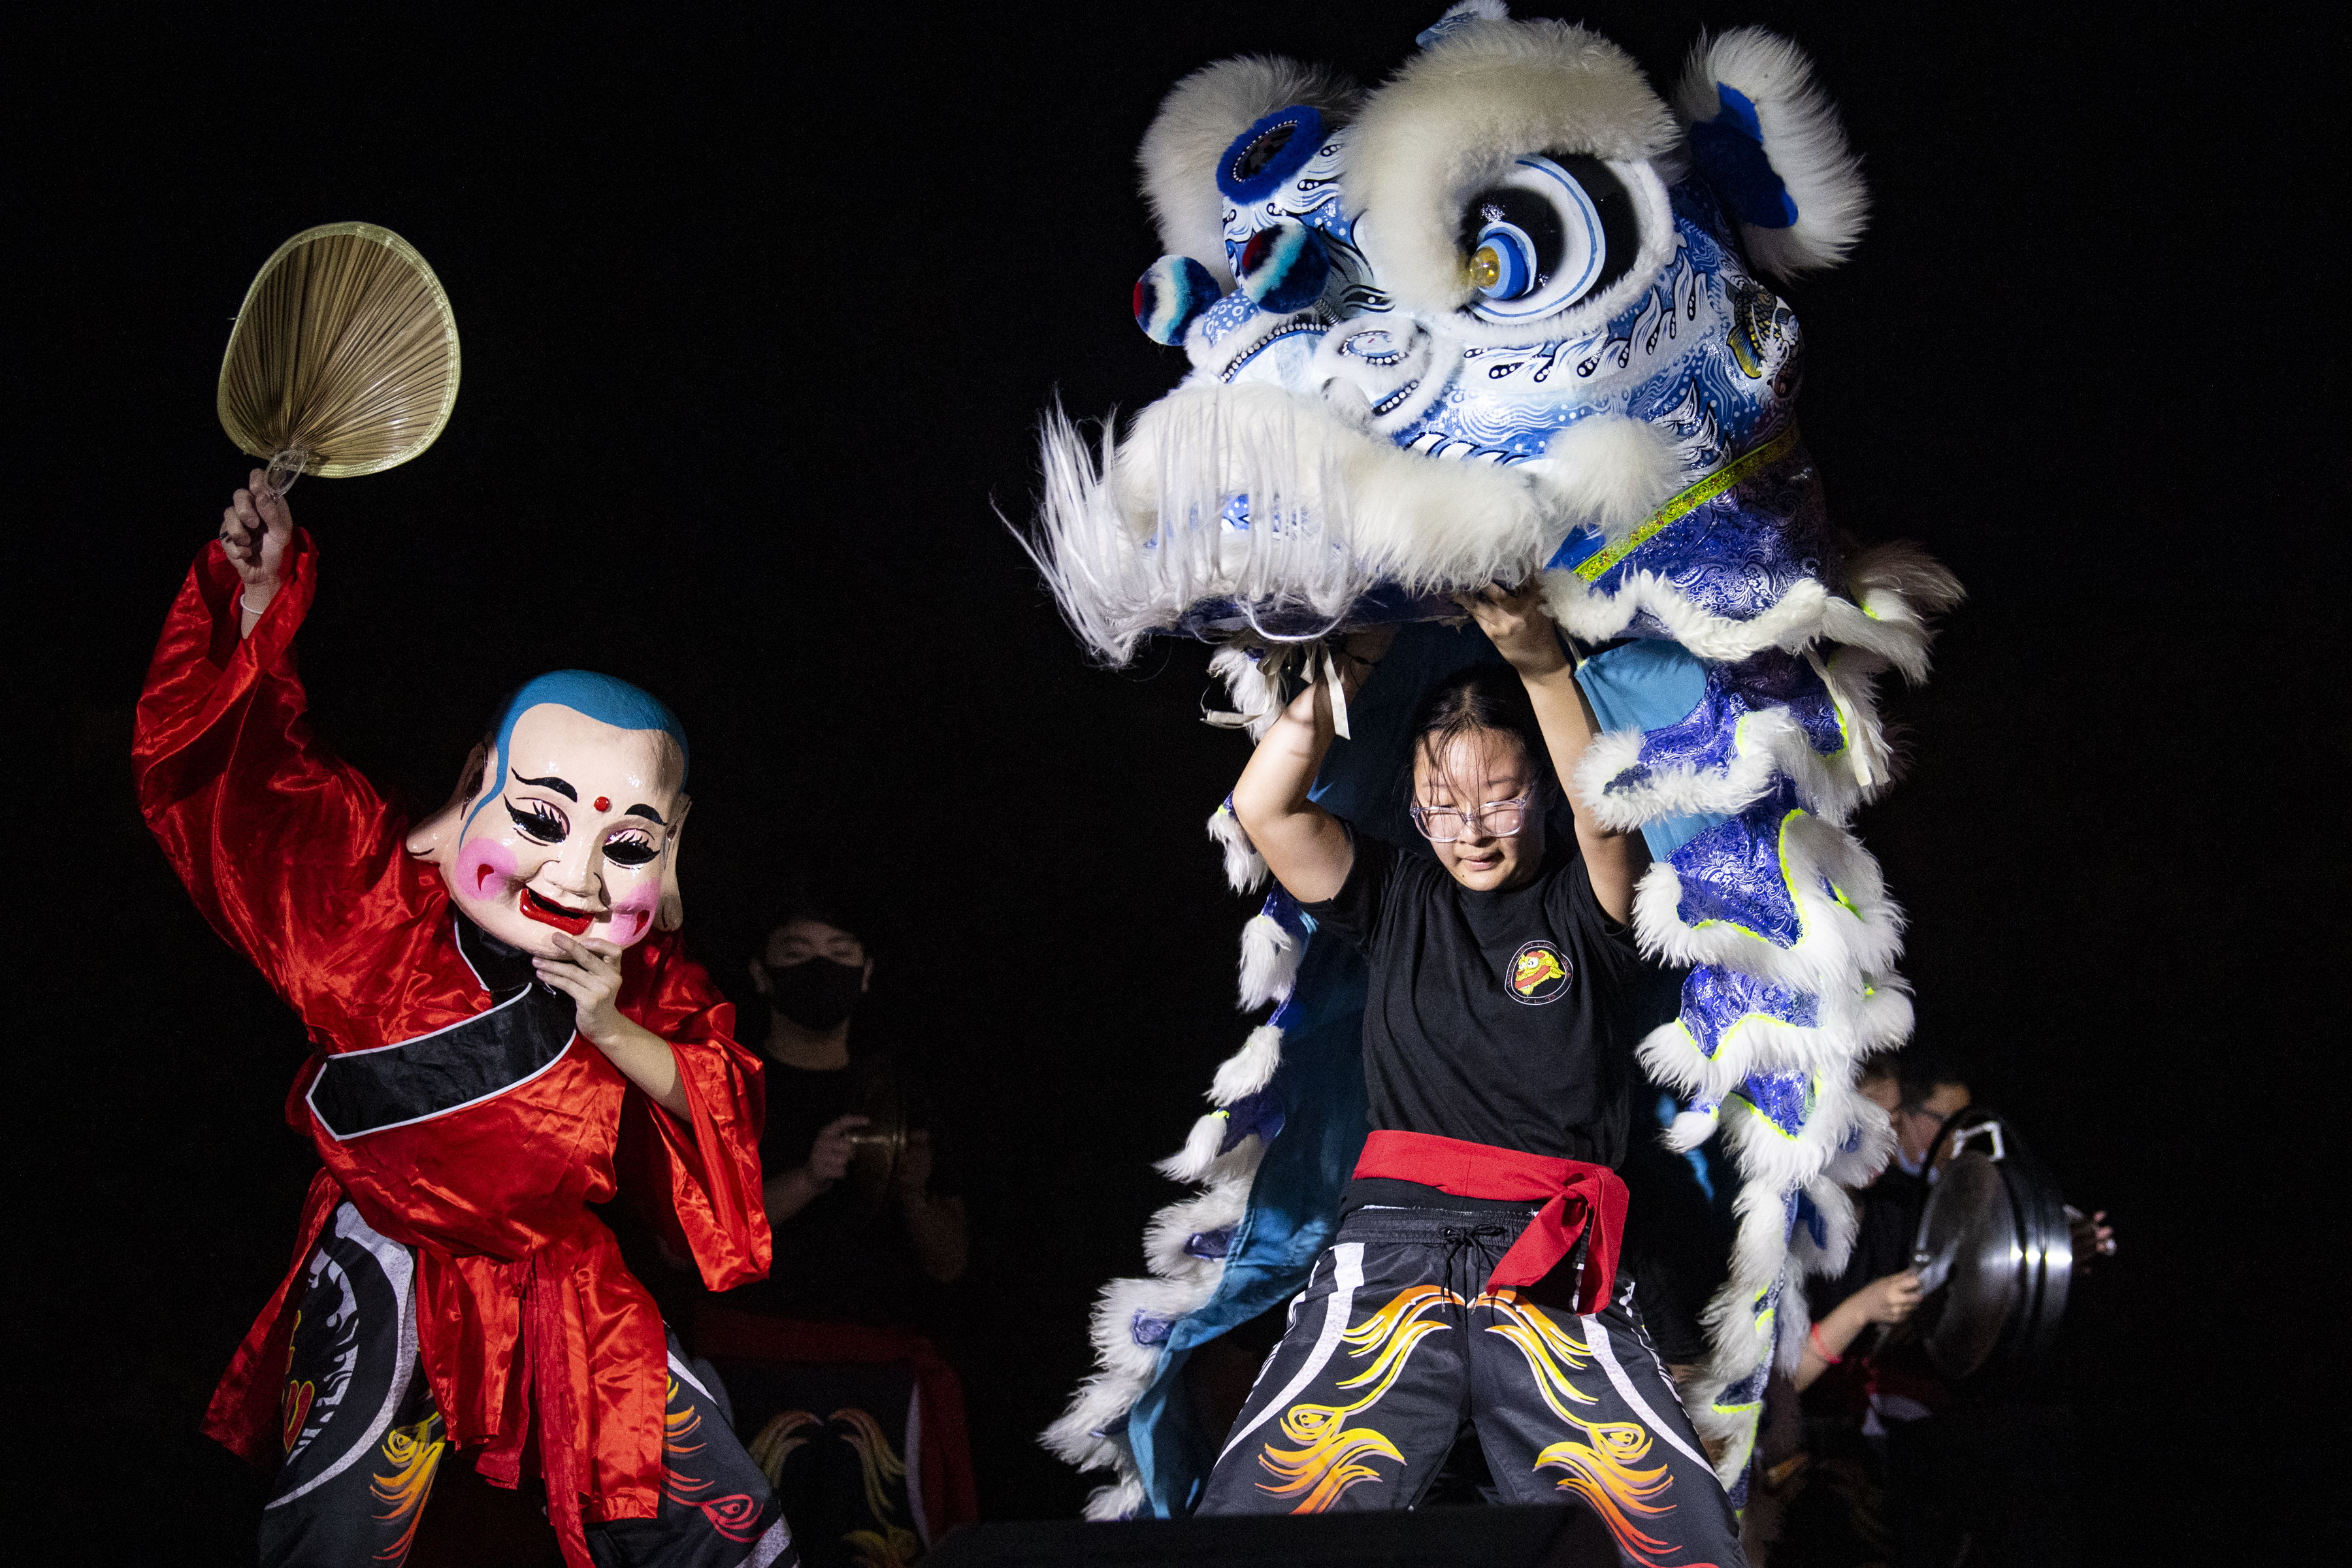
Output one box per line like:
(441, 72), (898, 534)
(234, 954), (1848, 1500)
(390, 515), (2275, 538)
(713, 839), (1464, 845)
(1571, 421), (1805, 584)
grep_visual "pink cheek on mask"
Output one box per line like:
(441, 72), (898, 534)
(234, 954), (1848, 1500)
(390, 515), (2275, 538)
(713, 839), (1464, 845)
(606, 893), (658, 945)
(456, 838), (518, 901)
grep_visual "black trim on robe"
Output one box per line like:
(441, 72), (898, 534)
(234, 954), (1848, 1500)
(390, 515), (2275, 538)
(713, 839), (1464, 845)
(306, 917), (578, 1141)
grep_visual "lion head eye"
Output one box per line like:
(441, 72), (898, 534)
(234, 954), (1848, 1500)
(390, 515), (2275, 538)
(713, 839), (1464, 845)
(1458, 154), (1638, 322)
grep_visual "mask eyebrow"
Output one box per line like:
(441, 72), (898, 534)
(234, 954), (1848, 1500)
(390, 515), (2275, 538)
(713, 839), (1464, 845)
(622, 803), (666, 826)
(512, 771), (578, 802)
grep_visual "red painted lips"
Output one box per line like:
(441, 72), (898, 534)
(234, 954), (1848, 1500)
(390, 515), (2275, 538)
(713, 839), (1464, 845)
(519, 887), (596, 936)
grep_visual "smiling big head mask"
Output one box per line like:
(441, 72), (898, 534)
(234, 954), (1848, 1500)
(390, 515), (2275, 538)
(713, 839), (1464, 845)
(405, 671), (691, 956)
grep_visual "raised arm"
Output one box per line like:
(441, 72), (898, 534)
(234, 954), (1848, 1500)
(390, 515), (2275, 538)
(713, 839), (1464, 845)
(135, 476), (405, 1001)
(1228, 632), (1388, 904)
(1461, 583), (1643, 923)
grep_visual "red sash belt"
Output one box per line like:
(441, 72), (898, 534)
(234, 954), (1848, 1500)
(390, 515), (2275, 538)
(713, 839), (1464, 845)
(1352, 1130), (1627, 1314)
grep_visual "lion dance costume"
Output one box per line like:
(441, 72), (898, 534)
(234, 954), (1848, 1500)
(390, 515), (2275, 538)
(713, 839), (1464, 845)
(1031, 1), (1961, 1520)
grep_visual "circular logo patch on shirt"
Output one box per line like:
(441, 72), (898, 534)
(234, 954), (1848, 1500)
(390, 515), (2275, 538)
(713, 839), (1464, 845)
(1507, 939), (1573, 1005)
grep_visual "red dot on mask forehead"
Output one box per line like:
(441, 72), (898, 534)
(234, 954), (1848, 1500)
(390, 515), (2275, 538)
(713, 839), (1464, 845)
(594, 796), (611, 813)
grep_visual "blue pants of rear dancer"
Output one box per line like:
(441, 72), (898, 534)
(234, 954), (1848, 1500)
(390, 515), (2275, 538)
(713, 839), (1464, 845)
(1197, 1205), (1746, 1568)
(257, 1202), (794, 1568)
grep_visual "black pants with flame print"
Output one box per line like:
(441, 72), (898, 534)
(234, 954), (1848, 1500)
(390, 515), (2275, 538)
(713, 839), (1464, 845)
(258, 1203), (793, 1568)
(1197, 1205), (1746, 1567)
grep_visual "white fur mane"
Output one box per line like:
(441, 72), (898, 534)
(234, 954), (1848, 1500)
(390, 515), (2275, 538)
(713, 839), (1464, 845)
(1028, 384), (1551, 664)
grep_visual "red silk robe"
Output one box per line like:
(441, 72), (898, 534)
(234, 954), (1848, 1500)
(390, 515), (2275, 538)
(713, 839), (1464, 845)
(134, 532), (771, 1541)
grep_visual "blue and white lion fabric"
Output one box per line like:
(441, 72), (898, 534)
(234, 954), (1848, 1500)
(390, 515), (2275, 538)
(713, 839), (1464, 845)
(1030, 2), (1961, 1518)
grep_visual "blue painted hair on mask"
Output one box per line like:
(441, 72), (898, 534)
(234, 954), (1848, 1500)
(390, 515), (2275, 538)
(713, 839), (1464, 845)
(464, 670), (689, 830)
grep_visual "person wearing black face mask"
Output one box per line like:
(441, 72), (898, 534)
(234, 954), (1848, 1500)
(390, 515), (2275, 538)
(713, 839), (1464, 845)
(765, 949), (866, 1034)
(741, 911), (968, 1284)
(687, 900), (977, 1563)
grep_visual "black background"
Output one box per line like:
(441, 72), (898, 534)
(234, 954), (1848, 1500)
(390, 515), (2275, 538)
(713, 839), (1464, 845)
(16, 2), (2330, 1561)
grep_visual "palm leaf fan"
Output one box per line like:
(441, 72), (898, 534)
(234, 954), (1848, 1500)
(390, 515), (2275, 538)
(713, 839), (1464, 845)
(217, 222), (460, 491)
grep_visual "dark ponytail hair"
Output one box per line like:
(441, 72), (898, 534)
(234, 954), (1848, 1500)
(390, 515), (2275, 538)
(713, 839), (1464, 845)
(1403, 664), (1556, 806)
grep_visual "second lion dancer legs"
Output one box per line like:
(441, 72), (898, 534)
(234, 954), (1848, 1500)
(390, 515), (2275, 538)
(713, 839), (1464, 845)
(1199, 1207), (1741, 1568)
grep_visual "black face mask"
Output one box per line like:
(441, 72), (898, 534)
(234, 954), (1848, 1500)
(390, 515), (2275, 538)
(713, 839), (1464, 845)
(765, 958), (864, 1031)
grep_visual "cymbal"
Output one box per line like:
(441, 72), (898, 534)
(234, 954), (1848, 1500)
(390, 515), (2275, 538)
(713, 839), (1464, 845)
(842, 1073), (907, 1214)
(1910, 1110), (2074, 1379)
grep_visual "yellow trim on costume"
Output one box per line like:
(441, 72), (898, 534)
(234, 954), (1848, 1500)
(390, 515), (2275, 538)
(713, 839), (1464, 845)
(1684, 806), (1808, 945)
(1726, 1079), (1818, 1143)
(1573, 422), (1804, 584)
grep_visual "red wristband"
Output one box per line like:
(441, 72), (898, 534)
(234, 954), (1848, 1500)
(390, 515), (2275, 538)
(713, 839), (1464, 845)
(1809, 1323), (1842, 1365)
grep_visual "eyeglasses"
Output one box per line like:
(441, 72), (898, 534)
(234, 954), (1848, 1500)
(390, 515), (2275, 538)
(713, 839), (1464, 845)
(1409, 795), (1531, 843)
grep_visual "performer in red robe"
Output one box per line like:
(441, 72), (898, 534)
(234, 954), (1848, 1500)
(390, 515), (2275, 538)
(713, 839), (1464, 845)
(137, 472), (794, 1568)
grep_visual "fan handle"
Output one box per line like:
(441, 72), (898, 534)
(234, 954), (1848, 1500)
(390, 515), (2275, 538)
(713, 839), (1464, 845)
(263, 447), (313, 498)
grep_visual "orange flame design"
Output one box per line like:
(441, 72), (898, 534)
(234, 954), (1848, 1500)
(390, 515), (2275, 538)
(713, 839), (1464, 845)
(280, 1308), (310, 1455)
(1254, 1284), (1461, 1512)
(1480, 1292), (1701, 1565)
(368, 1415), (447, 1563)
(1535, 1416), (1684, 1565)
(747, 1409), (823, 1488)
(1476, 1288), (1601, 1422)
(658, 1374), (721, 1506)
(663, 1376), (706, 1455)
(843, 1524), (923, 1568)
(830, 1405), (910, 1528)
(281, 1379), (316, 1454)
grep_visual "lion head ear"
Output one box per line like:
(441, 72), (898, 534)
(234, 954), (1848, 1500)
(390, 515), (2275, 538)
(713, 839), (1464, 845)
(1138, 54), (1358, 292)
(404, 740), (489, 860)
(656, 794), (692, 932)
